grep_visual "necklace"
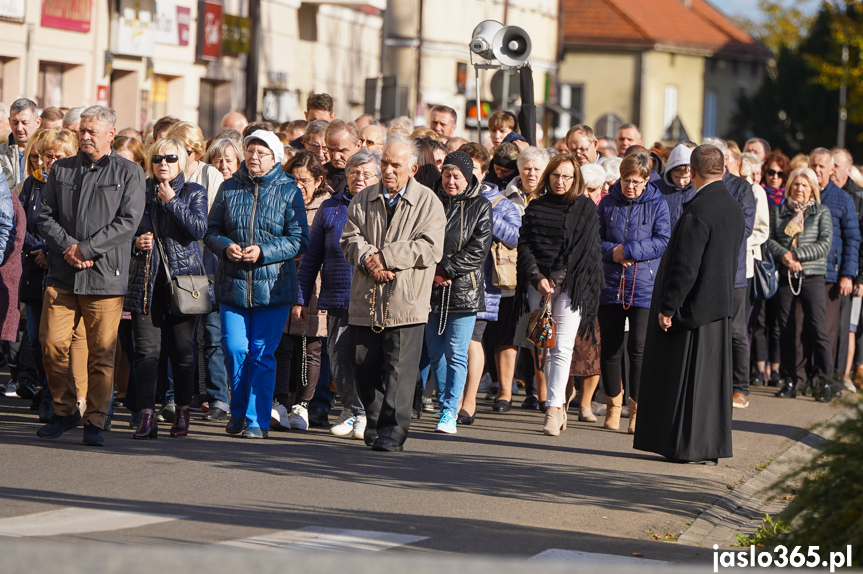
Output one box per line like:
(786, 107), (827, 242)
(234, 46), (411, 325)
(617, 262), (637, 310)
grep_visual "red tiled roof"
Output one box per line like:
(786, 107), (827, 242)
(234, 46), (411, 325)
(562, 0), (772, 60)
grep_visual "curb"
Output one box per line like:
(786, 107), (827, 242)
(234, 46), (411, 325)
(677, 405), (855, 548)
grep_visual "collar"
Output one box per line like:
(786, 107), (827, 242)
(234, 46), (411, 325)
(381, 182), (407, 205)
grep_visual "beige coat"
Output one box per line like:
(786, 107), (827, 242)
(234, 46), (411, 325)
(341, 177), (446, 328)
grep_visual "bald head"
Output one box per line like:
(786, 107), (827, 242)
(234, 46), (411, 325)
(221, 112), (249, 132)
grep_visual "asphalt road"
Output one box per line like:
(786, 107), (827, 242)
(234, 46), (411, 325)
(0, 383), (845, 571)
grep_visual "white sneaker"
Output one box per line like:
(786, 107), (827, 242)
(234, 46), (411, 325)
(352, 415), (367, 440)
(289, 404), (309, 430)
(270, 401), (291, 431)
(841, 378), (858, 394)
(329, 409), (356, 437)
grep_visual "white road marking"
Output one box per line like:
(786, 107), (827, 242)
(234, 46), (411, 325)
(221, 526), (428, 552)
(0, 508), (183, 537)
(530, 549), (668, 565)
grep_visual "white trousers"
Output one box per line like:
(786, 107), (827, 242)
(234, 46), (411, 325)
(528, 285), (581, 408)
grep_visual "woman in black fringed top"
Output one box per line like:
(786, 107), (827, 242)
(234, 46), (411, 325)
(517, 153), (603, 437)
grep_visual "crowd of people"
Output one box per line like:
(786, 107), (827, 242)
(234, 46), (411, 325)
(0, 91), (859, 460)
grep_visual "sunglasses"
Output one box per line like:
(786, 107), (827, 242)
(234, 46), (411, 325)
(151, 155), (179, 164)
(766, 169), (785, 178)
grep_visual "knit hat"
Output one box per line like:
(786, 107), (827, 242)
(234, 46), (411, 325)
(502, 131), (527, 144)
(664, 144), (692, 186)
(442, 150), (474, 183)
(243, 129), (284, 165)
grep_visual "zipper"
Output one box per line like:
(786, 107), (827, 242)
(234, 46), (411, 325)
(247, 182), (259, 307)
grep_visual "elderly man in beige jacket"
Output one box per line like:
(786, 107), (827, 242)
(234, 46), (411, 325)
(341, 134), (446, 452)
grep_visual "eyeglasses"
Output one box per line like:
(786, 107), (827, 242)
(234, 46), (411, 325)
(294, 177), (315, 186)
(766, 169), (785, 178)
(41, 153), (66, 161)
(549, 173), (573, 182)
(245, 148), (274, 159)
(151, 155), (179, 164)
(348, 169), (377, 181)
(306, 144), (325, 153)
(622, 178), (646, 187)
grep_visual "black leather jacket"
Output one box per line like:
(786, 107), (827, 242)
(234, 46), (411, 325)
(430, 177), (493, 315)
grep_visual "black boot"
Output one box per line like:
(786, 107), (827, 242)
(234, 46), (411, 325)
(814, 378), (839, 403)
(775, 379), (797, 398)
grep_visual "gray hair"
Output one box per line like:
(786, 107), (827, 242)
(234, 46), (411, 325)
(745, 137), (771, 155)
(384, 133), (419, 168)
(206, 137), (244, 164)
(10, 98), (37, 116)
(810, 147), (834, 166)
(345, 148), (381, 177)
(516, 146), (550, 170)
(63, 106), (85, 126)
(702, 137), (728, 156)
(580, 163), (606, 189)
(600, 156), (622, 183)
(305, 119), (329, 138)
(80, 105), (117, 127)
(388, 116), (413, 133)
(740, 152), (761, 178)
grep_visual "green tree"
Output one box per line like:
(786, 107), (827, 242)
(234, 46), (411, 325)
(733, 0), (817, 53)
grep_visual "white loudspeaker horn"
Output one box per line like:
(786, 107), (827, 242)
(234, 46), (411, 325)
(493, 25), (532, 67)
(470, 20), (504, 61)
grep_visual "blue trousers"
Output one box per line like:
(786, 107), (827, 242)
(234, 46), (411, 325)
(425, 312), (476, 416)
(203, 309), (230, 411)
(221, 304), (291, 430)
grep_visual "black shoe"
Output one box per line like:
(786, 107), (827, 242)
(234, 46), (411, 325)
(750, 372), (765, 387)
(768, 371), (782, 387)
(103, 416), (112, 432)
(372, 436), (403, 452)
(521, 396), (539, 410)
(421, 396), (435, 413)
(803, 379), (815, 397)
(814, 379), (839, 403)
(687, 459), (718, 466)
(203, 407), (228, 421)
(37, 411), (82, 439)
(157, 401), (176, 423)
(492, 399), (511, 413)
(82, 422), (104, 447)
(411, 409), (421, 420)
(15, 380), (37, 400)
(189, 393), (208, 411)
(308, 405), (329, 427)
(225, 417), (246, 434)
(112, 398), (125, 410)
(775, 380), (797, 398)
(38, 396), (54, 423)
(457, 410), (476, 425)
(538, 400), (548, 413)
(29, 391), (42, 411)
(363, 428), (379, 447)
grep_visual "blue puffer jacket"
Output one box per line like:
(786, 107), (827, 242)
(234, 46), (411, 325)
(297, 188), (354, 311)
(820, 181), (861, 283)
(18, 174), (47, 304)
(598, 180), (671, 308)
(205, 163), (309, 309)
(125, 174), (211, 314)
(724, 172), (756, 289)
(655, 178), (696, 230)
(478, 182), (521, 321)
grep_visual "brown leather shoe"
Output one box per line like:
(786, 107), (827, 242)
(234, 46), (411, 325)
(133, 412), (158, 439)
(732, 392), (750, 409)
(170, 407), (190, 437)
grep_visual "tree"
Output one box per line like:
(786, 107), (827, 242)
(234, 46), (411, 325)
(732, 0), (817, 53)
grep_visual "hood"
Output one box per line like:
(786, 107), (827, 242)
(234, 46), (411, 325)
(663, 144), (691, 186)
(331, 187), (353, 204)
(649, 150), (666, 177)
(608, 179), (661, 205)
(234, 161), (292, 188)
(481, 181), (501, 201)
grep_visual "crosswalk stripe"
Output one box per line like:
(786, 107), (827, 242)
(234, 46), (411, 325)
(0, 508), (183, 537)
(530, 549), (668, 565)
(220, 526), (428, 552)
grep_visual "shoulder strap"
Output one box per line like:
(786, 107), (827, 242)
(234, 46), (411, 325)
(491, 196), (505, 208)
(151, 217), (173, 280)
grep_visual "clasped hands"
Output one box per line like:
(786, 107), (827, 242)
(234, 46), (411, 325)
(365, 252), (394, 283)
(781, 251), (803, 274)
(613, 244), (635, 268)
(226, 243), (262, 263)
(64, 244), (93, 269)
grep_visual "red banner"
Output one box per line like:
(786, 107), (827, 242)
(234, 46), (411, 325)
(196, 0), (221, 61)
(41, 0), (91, 32)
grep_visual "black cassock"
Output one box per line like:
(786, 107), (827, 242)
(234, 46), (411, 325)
(633, 181), (743, 462)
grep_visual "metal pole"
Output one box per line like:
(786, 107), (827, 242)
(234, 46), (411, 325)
(244, 0), (260, 122)
(838, 44), (849, 148)
(475, 64), (482, 142)
(501, 68), (510, 111)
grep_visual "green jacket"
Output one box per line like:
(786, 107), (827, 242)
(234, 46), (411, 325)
(766, 202), (833, 277)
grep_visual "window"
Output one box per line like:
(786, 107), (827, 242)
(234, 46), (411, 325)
(560, 83), (584, 126)
(37, 63), (64, 108)
(703, 90), (717, 138)
(663, 85), (678, 131)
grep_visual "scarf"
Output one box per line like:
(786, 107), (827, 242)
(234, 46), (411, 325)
(784, 197), (815, 245)
(766, 185), (785, 207)
(33, 169), (45, 183)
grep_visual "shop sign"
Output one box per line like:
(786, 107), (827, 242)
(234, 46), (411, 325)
(96, 84), (109, 106)
(222, 13), (250, 55)
(196, 0), (221, 61)
(112, 0), (155, 57)
(42, 0), (91, 32)
(155, 3), (189, 46)
(0, 0), (24, 22)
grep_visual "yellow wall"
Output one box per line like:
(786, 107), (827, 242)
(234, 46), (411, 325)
(558, 50), (637, 132)
(640, 50), (705, 145)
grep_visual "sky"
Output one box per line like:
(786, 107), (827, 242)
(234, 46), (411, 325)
(716, 0), (821, 21)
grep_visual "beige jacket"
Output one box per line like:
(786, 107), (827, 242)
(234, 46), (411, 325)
(341, 177), (446, 328)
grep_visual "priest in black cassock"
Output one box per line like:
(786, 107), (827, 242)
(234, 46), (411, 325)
(633, 144), (745, 465)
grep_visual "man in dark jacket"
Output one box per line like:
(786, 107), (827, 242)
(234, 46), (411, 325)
(634, 144), (745, 465)
(324, 120), (361, 194)
(36, 105), (145, 447)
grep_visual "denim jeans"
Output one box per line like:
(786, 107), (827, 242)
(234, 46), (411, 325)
(25, 302), (46, 385)
(203, 309), (229, 411)
(425, 312), (477, 416)
(221, 304), (291, 430)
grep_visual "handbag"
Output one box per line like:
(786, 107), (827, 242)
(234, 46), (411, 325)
(153, 225), (212, 316)
(751, 244), (778, 301)
(526, 293), (556, 370)
(489, 197), (518, 290)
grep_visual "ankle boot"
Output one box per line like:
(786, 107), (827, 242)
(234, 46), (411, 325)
(170, 407), (190, 437)
(133, 412), (158, 439)
(603, 392), (623, 430)
(627, 399), (638, 434)
(542, 406), (566, 436)
(578, 406), (597, 423)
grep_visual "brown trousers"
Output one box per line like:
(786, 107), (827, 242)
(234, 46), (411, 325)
(40, 286), (124, 428)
